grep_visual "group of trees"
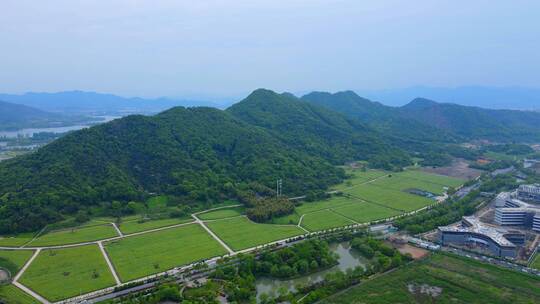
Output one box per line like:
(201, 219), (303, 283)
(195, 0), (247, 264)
(394, 190), (481, 235)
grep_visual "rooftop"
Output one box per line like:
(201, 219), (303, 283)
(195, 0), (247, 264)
(439, 216), (518, 247)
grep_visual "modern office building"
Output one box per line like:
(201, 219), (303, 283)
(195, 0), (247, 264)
(517, 184), (540, 203)
(494, 191), (540, 232)
(439, 216), (523, 258)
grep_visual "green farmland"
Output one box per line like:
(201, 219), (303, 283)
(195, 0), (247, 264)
(332, 202), (401, 223)
(27, 224), (118, 247)
(19, 245), (116, 302)
(300, 210), (355, 231)
(105, 223), (227, 281)
(206, 217), (304, 251)
(118, 217), (193, 234)
(197, 206), (245, 220)
(531, 253), (540, 270)
(0, 233), (35, 247)
(0, 249), (33, 275)
(321, 253), (540, 304)
(0, 285), (39, 304)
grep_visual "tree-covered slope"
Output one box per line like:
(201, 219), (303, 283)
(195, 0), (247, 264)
(227, 89), (410, 167)
(0, 106), (344, 233)
(301, 91), (457, 143)
(400, 98), (540, 141)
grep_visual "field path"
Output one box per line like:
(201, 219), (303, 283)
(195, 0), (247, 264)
(191, 214), (235, 255)
(98, 241), (121, 285)
(112, 222), (123, 237)
(12, 248), (51, 304)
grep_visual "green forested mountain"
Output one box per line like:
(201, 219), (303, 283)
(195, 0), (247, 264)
(0, 103), (347, 233)
(301, 91), (458, 143)
(400, 98), (540, 142)
(227, 89), (410, 167)
(302, 91), (540, 142)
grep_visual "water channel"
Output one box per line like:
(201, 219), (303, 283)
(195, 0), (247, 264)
(255, 241), (367, 301)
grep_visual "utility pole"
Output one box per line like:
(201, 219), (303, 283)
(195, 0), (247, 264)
(276, 179), (282, 198)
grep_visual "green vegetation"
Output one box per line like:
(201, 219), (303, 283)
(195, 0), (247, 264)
(0, 91), (353, 234)
(332, 203), (401, 223)
(344, 184), (432, 212)
(0, 284), (39, 304)
(322, 253), (540, 304)
(118, 217), (193, 234)
(206, 217), (304, 251)
(531, 253), (540, 270)
(301, 210), (355, 231)
(28, 224), (118, 246)
(19, 245), (115, 302)
(0, 249), (33, 275)
(105, 224), (227, 281)
(0, 233), (34, 247)
(197, 206), (245, 220)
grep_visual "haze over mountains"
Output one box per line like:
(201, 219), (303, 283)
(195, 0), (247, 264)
(357, 86), (540, 110)
(0, 91), (219, 114)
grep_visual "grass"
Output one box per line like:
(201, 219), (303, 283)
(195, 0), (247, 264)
(332, 202), (402, 223)
(19, 245), (116, 302)
(0, 285), (39, 304)
(206, 217), (304, 251)
(118, 217), (193, 234)
(0, 233), (35, 247)
(333, 169), (389, 191)
(321, 253), (540, 304)
(105, 224), (227, 281)
(198, 206), (245, 221)
(0, 249), (34, 275)
(27, 224), (118, 246)
(531, 253), (540, 270)
(300, 210), (355, 232)
(344, 184), (433, 212)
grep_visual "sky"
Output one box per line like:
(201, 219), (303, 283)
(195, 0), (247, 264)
(1, 0), (539, 100)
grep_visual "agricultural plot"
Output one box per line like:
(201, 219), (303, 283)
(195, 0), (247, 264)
(332, 202), (401, 223)
(105, 223), (227, 281)
(0, 285), (39, 304)
(27, 224), (118, 246)
(321, 253), (540, 304)
(0, 233), (35, 247)
(0, 249), (34, 275)
(300, 210), (355, 232)
(531, 253), (540, 270)
(344, 184), (433, 212)
(118, 217), (193, 234)
(206, 217), (304, 251)
(332, 169), (388, 191)
(19, 245), (115, 302)
(197, 206), (245, 221)
(393, 170), (464, 192)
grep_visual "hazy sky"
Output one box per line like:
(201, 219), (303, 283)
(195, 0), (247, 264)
(1, 0), (539, 99)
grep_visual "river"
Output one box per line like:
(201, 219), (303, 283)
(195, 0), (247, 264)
(0, 115), (120, 138)
(255, 241), (366, 302)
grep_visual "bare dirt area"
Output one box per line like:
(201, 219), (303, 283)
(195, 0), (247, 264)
(421, 159), (483, 180)
(395, 244), (430, 260)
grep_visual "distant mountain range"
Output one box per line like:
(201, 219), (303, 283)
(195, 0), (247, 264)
(356, 86), (540, 110)
(0, 100), (90, 131)
(2, 88), (540, 233)
(0, 91), (218, 114)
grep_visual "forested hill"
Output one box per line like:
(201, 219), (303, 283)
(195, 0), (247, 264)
(400, 98), (540, 142)
(0, 102), (348, 233)
(301, 91), (457, 143)
(302, 91), (540, 142)
(227, 89), (410, 167)
(0, 100), (85, 130)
